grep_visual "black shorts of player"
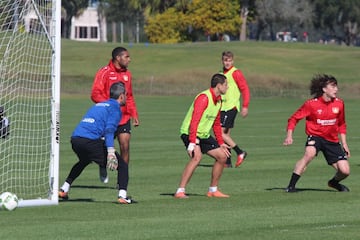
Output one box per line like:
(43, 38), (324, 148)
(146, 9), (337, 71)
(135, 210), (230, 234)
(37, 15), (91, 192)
(71, 137), (107, 166)
(220, 108), (238, 129)
(115, 120), (131, 136)
(180, 134), (220, 154)
(305, 135), (347, 165)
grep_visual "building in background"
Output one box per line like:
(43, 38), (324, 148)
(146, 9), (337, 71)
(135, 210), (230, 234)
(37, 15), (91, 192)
(70, 0), (107, 42)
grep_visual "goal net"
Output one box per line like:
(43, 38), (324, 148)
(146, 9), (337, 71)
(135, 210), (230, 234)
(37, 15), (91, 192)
(0, 0), (60, 207)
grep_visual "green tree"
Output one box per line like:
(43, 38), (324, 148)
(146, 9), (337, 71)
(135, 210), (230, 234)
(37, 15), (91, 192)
(311, 0), (360, 45)
(186, 0), (242, 40)
(144, 7), (187, 43)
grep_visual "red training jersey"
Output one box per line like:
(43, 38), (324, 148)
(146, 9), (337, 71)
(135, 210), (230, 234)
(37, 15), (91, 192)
(287, 97), (346, 143)
(91, 60), (138, 125)
(189, 88), (224, 145)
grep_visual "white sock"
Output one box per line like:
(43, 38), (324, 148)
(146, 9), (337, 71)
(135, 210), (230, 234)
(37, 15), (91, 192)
(118, 189), (127, 198)
(208, 186), (217, 193)
(176, 188), (185, 194)
(61, 182), (70, 192)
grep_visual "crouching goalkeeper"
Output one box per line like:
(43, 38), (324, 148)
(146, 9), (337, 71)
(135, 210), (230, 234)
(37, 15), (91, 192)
(59, 82), (135, 204)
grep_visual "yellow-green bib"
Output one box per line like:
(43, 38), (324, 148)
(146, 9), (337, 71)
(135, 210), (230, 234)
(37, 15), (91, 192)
(180, 89), (221, 139)
(221, 67), (240, 111)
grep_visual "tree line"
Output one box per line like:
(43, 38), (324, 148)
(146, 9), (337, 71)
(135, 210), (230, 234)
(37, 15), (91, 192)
(62, 0), (360, 45)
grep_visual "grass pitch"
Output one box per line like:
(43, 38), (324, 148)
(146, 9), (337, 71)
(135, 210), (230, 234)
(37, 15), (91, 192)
(1, 96), (360, 240)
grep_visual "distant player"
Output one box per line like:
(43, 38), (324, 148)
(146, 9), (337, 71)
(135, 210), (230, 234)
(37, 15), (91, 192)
(0, 106), (10, 138)
(284, 74), (350, 192)
(220, 51), (250, 168)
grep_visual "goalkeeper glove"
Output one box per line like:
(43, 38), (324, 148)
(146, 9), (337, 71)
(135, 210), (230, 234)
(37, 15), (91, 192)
(106, 147), (118, 171)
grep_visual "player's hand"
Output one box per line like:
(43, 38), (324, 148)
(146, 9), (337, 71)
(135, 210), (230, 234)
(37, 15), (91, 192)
(133, 118), (140, 127)
(283, 136), (293, 146)
(220, 144), (231, 157)
(240, 107), (248, 118)
(106, 147), (118, 171)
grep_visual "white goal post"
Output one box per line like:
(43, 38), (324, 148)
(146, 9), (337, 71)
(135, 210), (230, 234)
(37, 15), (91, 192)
(0, 0), (61, 207)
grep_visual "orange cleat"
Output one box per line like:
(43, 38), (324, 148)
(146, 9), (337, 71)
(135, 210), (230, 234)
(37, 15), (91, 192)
(58, 189), (69, 200)
(174, 192), (189, 199)
(207, 190), (229, 198)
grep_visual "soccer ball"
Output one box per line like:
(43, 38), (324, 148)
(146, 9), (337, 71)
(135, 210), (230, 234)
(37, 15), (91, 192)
(0, 192), (18, 211)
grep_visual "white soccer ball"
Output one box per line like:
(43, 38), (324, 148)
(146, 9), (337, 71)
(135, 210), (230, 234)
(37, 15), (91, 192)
(0, 192), (18, 211)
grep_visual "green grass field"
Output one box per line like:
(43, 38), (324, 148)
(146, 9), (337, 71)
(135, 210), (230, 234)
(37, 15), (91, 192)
(1, 96), (360, 240)
(1, 41), (360, 239)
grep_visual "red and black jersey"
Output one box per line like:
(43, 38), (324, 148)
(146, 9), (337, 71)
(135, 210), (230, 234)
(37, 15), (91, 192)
(287, 97), (346, 143)
(91, 60), (138, 125)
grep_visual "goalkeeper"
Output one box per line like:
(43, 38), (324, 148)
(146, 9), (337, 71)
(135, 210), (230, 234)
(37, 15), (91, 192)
(59, 82), (135, 204)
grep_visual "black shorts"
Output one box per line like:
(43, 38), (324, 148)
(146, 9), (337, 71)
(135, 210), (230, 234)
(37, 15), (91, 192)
(115, 120), (131, 135)
(220, 108), (238, 129)
(305, 135), (347, 165)
(180, 134), (219, 154)
(71, 137), (107, 166)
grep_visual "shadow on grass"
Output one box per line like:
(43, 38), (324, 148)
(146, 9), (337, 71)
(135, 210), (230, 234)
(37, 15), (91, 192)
(266, 187), (335, 192)
(160, 193), (204, 197)
(71, 185), (116, 190)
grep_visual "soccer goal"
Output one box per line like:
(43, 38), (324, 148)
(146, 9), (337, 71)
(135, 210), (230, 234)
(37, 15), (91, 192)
(0, 0), (61, 207)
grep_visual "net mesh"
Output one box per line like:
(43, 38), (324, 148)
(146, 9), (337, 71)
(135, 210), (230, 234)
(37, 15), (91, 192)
(0, 0), (54, 200)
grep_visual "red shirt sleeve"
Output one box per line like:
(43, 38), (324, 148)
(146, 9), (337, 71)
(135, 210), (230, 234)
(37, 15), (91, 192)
(287, 101), (309, 131)
(212, 111), (224, 145)
(232, 69), (250, 108)
(338, 102), (346, 134)
(188, 94), (208, 143)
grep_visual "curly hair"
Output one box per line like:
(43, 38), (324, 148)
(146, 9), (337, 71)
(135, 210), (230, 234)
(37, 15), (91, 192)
(309, 74), (337, 98)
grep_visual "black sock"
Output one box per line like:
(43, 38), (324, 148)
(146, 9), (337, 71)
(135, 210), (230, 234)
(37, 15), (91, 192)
(329, 177), (339, 185)
(288, 173), (301, 188)
(233, 145), (243, 155)
(225, 157), (232, 164)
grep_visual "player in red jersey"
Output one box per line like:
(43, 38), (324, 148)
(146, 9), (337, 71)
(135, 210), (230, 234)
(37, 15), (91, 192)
(91, 47), (139, 200)
(283, 74), (350, 192)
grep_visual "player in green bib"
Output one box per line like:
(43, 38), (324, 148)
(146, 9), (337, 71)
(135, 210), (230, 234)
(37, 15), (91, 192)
(174, 74), (231, 199)
(220, 51), (250, 168)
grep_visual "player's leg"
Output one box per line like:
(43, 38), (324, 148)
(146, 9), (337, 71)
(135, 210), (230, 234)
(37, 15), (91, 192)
(326, 142), (350, 192)
(175, 134), (202, 198)
(204, 137), (229, 197)
(285, 143), (317, 192)
(221, 109), (247, 168)
(60, 138), (104, 199)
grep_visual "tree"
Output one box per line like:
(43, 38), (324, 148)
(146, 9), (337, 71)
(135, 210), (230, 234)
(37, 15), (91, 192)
(61, 0), (89, 38)
(255, 0), (313, 41)
(186, 0), (242, 40)
(311, 0), (360, 45)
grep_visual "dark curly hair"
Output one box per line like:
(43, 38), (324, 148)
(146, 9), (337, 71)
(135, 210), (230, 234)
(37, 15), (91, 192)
(310, 74), (337, 98)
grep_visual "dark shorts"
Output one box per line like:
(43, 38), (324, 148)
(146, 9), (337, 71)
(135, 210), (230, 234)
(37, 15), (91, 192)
(220, 108), (238, 129)
(180, 134), (219, 154)
(305, 135), (347, 165)
(71, 137), (107, 166)
(115, 120), (131, 136)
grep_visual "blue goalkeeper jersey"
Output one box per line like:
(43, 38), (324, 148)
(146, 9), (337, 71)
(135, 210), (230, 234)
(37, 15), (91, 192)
(72, 99), (121, 148)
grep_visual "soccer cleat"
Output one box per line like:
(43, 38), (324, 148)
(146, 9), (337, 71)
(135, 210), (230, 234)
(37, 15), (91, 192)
(235, 151), (247, 168)
(328, 180), (350, 192)
(118, 196), (137, 204)
(285, 186), (297, 193)
(58, 189), (69, 200)
(207, 190), (229, 198)
(99, 166), (109, 184)
(174, 192), (189, 199)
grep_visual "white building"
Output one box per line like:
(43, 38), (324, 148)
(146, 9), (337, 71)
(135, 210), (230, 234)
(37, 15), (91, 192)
(70, 2), (107, 42)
